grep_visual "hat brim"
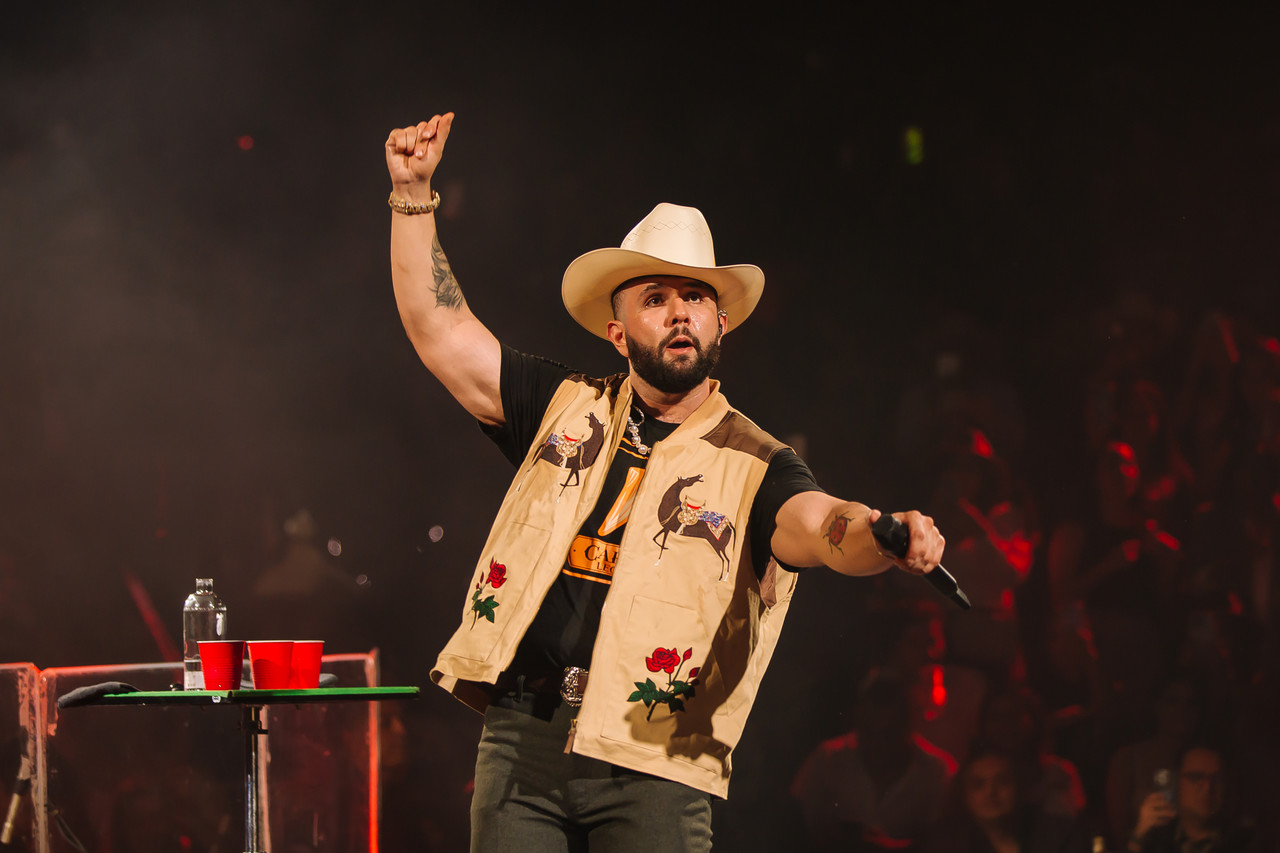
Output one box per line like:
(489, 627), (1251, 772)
(561, 247), (764, 340)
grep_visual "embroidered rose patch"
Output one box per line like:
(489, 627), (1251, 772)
(628, 646), (700, 720)
(470, 558), (506, 627)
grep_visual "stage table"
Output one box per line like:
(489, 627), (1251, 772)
(68, 686), (418, 853)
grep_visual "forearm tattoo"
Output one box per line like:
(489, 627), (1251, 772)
(825, 514), (851, 553)
(430, 233), (465, 310)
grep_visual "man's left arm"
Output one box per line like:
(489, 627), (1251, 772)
(771, 491), (945, 577)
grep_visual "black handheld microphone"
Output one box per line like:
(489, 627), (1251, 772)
(870, 513), (971, 610)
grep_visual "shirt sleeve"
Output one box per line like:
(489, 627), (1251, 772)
(481, 344), (576, 466)
(748, 447), (825, 579)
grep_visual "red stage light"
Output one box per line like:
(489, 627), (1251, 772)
(1107, 440), (1136, 461)
(970, 428), (993, 458)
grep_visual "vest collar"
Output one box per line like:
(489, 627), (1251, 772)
(618, 378), (729, 441)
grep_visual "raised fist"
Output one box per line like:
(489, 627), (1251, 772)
(385, 112), (454, 193)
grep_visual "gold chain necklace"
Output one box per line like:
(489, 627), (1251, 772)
(626, 407), (651, 457)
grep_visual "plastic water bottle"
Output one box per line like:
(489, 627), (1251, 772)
(182, 578), (228, 689)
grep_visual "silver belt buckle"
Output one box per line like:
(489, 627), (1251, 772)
(560, 666), (588, 707)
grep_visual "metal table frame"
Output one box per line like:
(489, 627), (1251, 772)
(79, 686), (418, 853)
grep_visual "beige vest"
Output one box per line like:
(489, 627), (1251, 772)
(431, 374), (799, 797)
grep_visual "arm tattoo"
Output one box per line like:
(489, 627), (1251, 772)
(824, 514), (851, 553)
(430, 233), (465, 311)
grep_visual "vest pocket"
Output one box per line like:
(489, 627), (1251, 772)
(453, 521), (554, 652)
(511, 463), (574, 526)
(599, 595), (711, 757)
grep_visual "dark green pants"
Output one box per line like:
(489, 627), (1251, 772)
(471, 689), (713, 852)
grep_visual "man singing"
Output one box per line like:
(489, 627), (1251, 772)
(385, 112), (946, 852)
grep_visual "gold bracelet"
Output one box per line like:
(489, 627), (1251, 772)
(388, 190), (441, 215)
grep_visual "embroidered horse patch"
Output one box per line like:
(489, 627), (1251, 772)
(534, 412), (606, 495)
(652, 474), (737, 579)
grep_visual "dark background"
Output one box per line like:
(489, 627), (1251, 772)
(3, 4), (1277, 849)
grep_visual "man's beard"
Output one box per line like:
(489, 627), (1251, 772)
(626, 325), (722, 395)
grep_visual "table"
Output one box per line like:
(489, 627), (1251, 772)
(78, 687), (418, 853)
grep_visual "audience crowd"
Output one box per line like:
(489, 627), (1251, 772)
(783, 298), (1278, 853)
(5, 288), (1274, 853)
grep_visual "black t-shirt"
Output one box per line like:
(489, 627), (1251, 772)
(483, 345), (822, 673)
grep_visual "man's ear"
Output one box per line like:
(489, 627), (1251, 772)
(717, 309), (729, 337)
(605, 319), (629, 358)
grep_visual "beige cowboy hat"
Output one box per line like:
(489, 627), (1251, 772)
(561, 203), (765, 339)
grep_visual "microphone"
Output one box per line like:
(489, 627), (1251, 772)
(870, 513), (971, 610)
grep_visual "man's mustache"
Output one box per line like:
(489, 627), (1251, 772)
(661, 326), (702, 350)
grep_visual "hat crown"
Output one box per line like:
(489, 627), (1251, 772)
(619, 203), (717, 269)
(561, 201), (763, 340)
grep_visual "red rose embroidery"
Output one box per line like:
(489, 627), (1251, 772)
(470, 558), (507, 627)
(630, 646), (699, 720)
(646, 647), (681, 674)
(487, 559), (507, 588)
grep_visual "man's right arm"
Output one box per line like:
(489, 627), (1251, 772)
(386, 113), (503, 426)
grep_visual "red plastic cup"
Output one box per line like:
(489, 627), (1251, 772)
(198, 640), (245, 690)
(247, 641), (294, 689)
(287, 640), (324, 688)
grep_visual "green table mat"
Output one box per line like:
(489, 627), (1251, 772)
(88, 686), (420, 706)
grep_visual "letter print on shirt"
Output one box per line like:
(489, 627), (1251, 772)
(564, 466), (644, 584)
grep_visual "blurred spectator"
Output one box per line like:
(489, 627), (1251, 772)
(1172, 314), (1279, 670)
(974, 685), (1087, 819)
(1238, 631), (1280, 852)
(927, 429), (1038, 685)
(1047, 440), (1183, 739)
(1103, 673), (1204, 849)
(1082, 292), (1182, 442)
(883, 600), (989, 768)
(920, 748), (1089, 853)
(792, 669), (957, 851)
(1127, 741), (1255, 853)
(895, 313), (1027, 482)
(1173, 313), (1270, 542)
(1171, 312), (1277, 511)
(1034, 610), (1108, 803)
(247, 508), (362, 645)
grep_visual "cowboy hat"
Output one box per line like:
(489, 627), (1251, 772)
(561, 203), (765, 339)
